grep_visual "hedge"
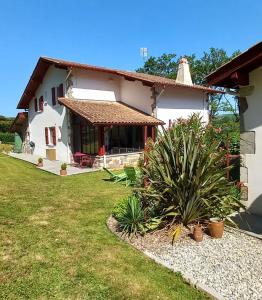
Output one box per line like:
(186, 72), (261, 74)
(0, 132), (14, 144)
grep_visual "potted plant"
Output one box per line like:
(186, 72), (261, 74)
(208, 190), (244, 238)
(37, 157), (43, 167)
(60, 163), (67, 176)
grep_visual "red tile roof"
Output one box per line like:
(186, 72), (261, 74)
(17, 56), (221, 109)
(58, 98), (164, 126)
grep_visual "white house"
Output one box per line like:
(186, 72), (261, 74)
(207, 41), (262, 215)
(12, 56), (218, 168)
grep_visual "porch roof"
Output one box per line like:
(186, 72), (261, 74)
(58, 98), (164, 126)
(10, 112), (28, 133)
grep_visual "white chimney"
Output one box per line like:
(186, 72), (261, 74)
(176, 57), (193, 85)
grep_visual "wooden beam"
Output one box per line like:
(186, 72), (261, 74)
(143, 125), (148, 148)
(230, 71), (249, 86)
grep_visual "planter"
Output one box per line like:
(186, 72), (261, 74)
(208, 219), (224, 238)
(60, 169), (67, 176)
(37, 162), (43, 167)
(193, 224), (203, 242)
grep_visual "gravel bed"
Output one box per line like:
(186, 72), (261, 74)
(108, 216), (262, 300)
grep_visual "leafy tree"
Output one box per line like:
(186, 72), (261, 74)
(136, 48), (241, 119)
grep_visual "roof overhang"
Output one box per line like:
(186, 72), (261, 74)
(10, 112), (28, 133)
(206, 41), (262, 88)
(17, 56), (222, 109)
(58, 98), (164, 126)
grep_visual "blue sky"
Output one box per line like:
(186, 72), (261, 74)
(0, 0), (261, 116)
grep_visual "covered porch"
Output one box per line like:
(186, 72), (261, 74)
(59, 98), (164, 168)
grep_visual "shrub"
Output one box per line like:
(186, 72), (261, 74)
(112, 196), (129, 219)
(0, 144), (13, 153)
(142, 114), (244, 227)
(114, 195), (144, 236)
(0, 132), (14, 144)
(61, 163), (67, 170)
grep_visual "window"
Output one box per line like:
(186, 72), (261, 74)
(39, 96), (44, 112)
(34, 98), (38, 112)
(81, 124), (98, 154)
(51, 87), (56, 106)
(45, 127), (56, 146)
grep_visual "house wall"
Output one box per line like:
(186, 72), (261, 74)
(156, 87), (209, 127)
(120, 78), (153, 114)
(28, 65), (71, 162)
(241, 66), (262, 215)
(71, 69), (120, 101)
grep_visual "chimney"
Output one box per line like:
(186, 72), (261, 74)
(176, 57), (193, 85)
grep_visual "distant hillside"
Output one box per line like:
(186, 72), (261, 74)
(0, 115), (15, 144)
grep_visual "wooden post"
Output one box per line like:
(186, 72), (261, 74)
(98, 126), (105, 156)
(152, 126), (156, 142)
(226, 139), (230, 181)
(143, 125), (148, 148)
(143, 125), (149, 188)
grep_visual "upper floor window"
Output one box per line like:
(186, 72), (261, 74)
(34, 98), (38, 112)
(39, 96), (44, 112)
(51, 83), (64, 106)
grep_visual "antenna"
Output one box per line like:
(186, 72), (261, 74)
(140, 47), (148, 61)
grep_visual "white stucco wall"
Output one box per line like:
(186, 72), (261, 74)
(28, 65), (71, 162)
(241, 66), (262, 215)
(157, 87), (209, 128)
(71, 69), (120, 101)
(120, 78), (153, 115)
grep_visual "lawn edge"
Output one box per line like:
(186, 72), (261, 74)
(106, 215), (224, 300)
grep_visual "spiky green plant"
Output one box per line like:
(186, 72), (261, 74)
(142, 114), (244, 226)
(115, 195), (144, 236)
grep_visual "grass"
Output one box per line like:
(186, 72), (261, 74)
(0, 154), (209, 300)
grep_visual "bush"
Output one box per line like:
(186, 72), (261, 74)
(141, 114), (244, 226)
(0, 144), (13, 153)
(0, 132), (14, 144)
(61, 163), (67, 170)
(114, 195), (144, 236)
(112, 197), (129, 219)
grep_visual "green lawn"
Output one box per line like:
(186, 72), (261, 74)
(0, 154), (209, 300)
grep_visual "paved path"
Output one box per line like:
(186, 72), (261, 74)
(9, 152), (100, 176)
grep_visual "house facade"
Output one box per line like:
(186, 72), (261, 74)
(207, 41), (262, 215)
(12, 56), (217, 168)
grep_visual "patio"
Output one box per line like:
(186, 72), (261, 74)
(9, 152), (100, 176)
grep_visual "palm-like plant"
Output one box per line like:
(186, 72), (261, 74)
(142, 115), (242, 226)
(116, 195), (144, 236)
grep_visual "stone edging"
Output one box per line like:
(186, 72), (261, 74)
(106, 215), (224, 300)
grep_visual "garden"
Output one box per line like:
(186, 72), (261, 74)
(108, 115), (262, 300)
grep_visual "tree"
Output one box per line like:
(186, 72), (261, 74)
(136, 48), (241, 120)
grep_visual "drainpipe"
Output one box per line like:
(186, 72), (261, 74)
(151, 84), (166, 118)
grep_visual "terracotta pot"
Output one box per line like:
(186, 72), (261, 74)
(38, 162), (43, 167)
(208, 220), (224, 238)
(60, 169), (67, 176)
(193, 224), (203, 242)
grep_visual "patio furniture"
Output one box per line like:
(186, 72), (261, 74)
(124, 166), (137, 186)
(74, 152), (92, 168)
(103, 167), (127, 182)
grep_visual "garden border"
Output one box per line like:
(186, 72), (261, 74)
(107, 215), (225, 300)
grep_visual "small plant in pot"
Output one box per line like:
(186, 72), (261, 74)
(37, 157), (43, 167)
(60, 163), (67, 176)
(208, 191), (245, 238)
